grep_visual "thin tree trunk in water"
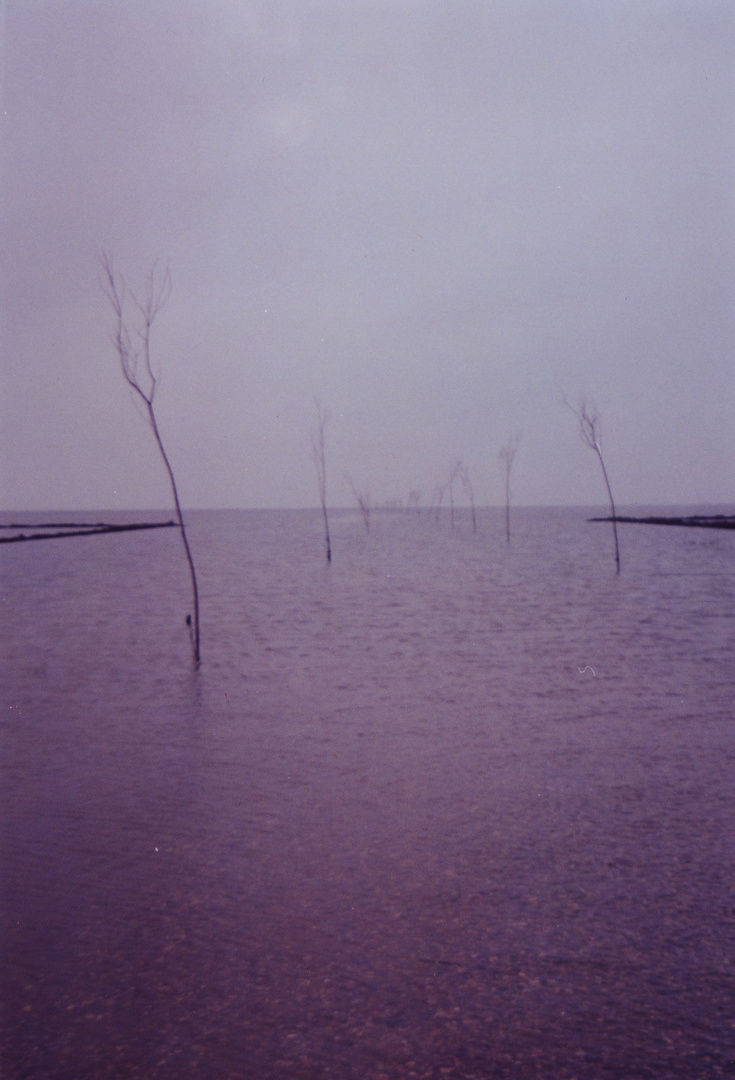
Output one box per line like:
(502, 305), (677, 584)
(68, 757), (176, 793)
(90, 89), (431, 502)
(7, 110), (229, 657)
(596, 448), (620, 575)
(148, 404), (201, 660)
(310, 401), (331, 563)
(563, 397), (619, 574)
(322, 503), (332, 563)
(499, 436), (519, 546)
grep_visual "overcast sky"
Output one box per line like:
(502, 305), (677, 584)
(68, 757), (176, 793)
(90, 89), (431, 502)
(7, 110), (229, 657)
(1, 0), (733, 510)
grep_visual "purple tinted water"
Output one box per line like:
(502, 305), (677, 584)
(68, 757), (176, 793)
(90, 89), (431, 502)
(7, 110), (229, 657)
(2, 508), (734, 1078)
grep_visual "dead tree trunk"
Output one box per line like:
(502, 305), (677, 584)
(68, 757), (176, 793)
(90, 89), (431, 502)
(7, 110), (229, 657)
(499, 434), (520, 545)
(455, 462), (477, 534)
(431, 482), (446, 524)
(449, 465), (456, 529)
(565, 396), (620, 573)
(100, 253), (201, 661)
(310, 400), (331, 562)
(346, 474), (371, 533)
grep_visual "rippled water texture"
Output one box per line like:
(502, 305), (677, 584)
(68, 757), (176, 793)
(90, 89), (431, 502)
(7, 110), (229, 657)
(2, 508), (734, 1078)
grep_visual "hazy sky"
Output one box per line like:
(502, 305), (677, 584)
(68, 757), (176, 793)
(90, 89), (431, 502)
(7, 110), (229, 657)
(2, 0), (733, 510)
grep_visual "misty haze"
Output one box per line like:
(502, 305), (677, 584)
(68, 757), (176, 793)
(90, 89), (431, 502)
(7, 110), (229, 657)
(2, 2), (734, 1078)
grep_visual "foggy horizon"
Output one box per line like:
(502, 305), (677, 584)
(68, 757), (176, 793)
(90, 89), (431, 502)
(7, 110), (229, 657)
(2, 1), (733, 512)
(2, 501), (733, 518)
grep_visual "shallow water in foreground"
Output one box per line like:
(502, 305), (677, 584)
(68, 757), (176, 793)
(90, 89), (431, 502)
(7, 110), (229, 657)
(2, 507), (735, 1078)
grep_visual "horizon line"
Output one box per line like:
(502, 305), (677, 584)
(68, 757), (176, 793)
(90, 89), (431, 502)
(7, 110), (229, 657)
(2, 501), (734, 517)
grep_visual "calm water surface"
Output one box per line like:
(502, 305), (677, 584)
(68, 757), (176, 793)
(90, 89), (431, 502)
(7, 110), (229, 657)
(2, 508), (734, 1078)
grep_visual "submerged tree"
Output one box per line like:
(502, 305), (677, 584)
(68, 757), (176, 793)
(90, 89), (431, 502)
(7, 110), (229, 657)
(310, 399), (331, 562)
(406, 489), (422, 513)
(499, 433), (521, 545)
(100, 253), (201, 661)
(448, 463), (458, 529)
(455, 461), (477, 534)
(564, 396), (620, 574)
(440, 461), (476, 532)
(346, 473), (371, 533)
(430, 480), (449, 524)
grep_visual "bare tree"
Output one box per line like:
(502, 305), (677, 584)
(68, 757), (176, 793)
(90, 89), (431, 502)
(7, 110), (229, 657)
(455, 461), (477, 534)
(499, 434), (521, 545)
(310, 399), (331, 562)
(406, 489), (422, 513)
(448, 462), (458, 529)
(346, 473), (371, 533)
(443, 461), (475, 532)
(100, 252), (201, 661)
(431, 482), (446, 524)
(564, 396), (620, 573)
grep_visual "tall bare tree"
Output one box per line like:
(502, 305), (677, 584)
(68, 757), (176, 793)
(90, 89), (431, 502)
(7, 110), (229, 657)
(499, 434), (520, 545)
(310, 399), (331, 562)
(565, 396), (620, 573)
(100, 253), (201, 661)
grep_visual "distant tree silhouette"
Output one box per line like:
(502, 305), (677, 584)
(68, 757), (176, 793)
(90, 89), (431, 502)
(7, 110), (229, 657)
(565, 396), (620, 573)
(100, 253), (201, 661)
(455, 462), (477, 534)
(406, 489), (422, 512)
(346, 473), (371, 533)
(499, 434), (520, 545)
(431, 482), (446, 524)
(439, 461), (476, 532)
(448, 463), (458, 529)
(310, 400), (331, 562)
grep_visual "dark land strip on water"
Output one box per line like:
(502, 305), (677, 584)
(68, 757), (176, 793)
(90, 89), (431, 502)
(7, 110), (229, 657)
(0, 521), (176, 543)
(590, 514), (735, 529)
(3, 514), (735, 544)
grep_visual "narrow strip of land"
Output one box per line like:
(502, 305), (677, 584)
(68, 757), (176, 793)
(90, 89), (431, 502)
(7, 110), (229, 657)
(0, 521), (177, 543)
(589, 515), (735, 530)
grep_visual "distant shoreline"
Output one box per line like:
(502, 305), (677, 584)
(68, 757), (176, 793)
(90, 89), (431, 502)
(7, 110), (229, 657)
(0, 521), (176, 543)
(590, 514), (735, 530)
